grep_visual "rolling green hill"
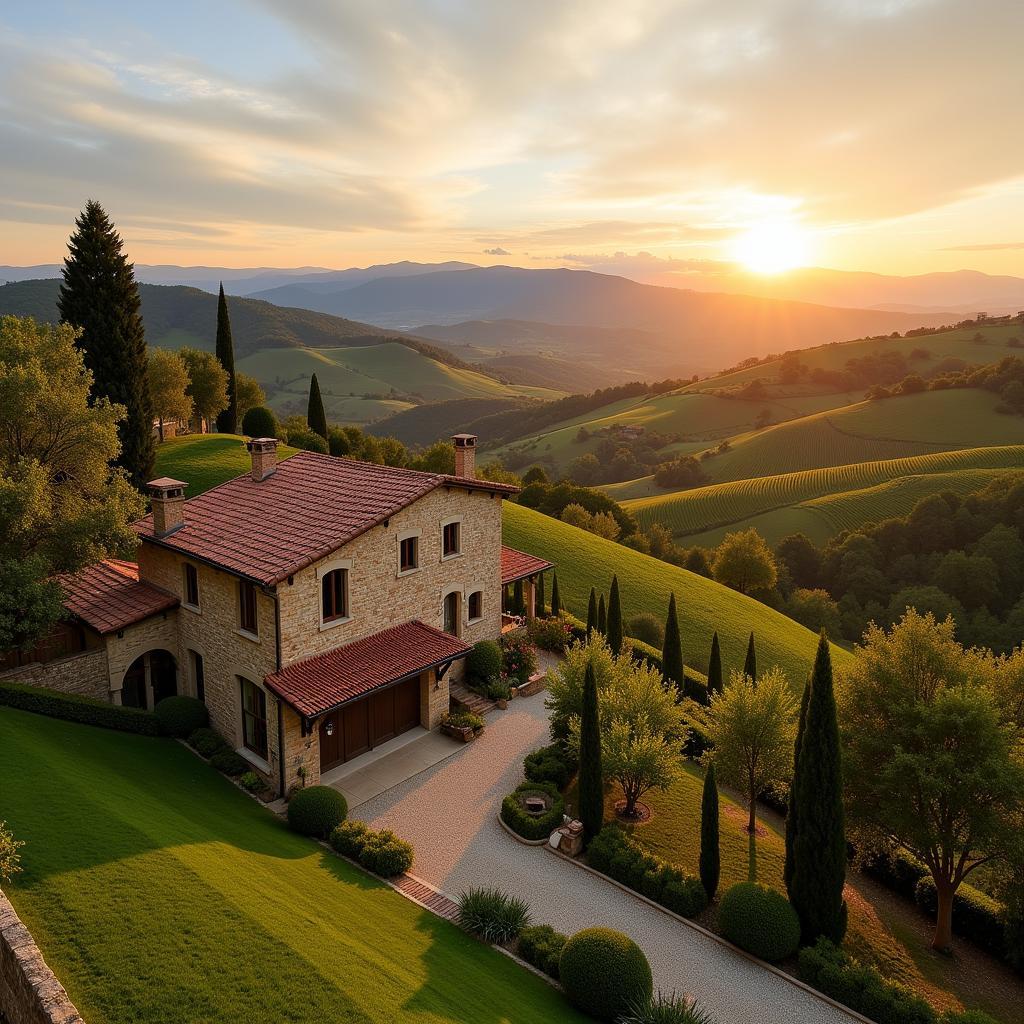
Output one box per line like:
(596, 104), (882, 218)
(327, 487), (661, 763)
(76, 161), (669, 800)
(152, 434), (299, 496)
(617, 445), (1024, 545)
(502, 501), (855, 685)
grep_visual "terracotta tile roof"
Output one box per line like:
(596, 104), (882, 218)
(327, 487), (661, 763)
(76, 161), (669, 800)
(265, 619), (471, 718)
(59, 559), (179, 635)
(133, 450), (517, 586)
(501, 545), (554, 586)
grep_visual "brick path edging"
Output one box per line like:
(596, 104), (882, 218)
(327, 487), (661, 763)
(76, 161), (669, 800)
(544, 844), (875, 1024)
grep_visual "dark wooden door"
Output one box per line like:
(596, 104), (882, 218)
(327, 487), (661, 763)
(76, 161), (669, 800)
(319, 712), (343, 772)
(342, 700), (370, 760)
(395, 676), (420, 734)
(371, 689), (396, 747)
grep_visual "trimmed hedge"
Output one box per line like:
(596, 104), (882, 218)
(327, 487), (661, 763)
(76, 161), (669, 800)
(328, 820), (413, 877)
(154, 696), (209, 738)
(718, 882), (800, 963)
(0, 681), (161, 735)
(559, 927), (653, 1022)
(860, 847), (928, 900)
(799, 938), (936, 1024)
(915, 876), (1007, 960)
(586, 826), (707, 919)
(523, 742), (576, 789)
(501, 781), (565, 841)
(517, 924), (566, 980)
(188, 727), (228, 758)
(467, 640), (502, 684)
(287, 786), (348, 838)
(209, 750), (250, 776)
(329, 820), (369, 858)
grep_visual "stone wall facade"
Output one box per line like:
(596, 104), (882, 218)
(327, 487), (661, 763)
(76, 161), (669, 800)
(0, 888), (83, 1024)
(0, 648), (110, 701)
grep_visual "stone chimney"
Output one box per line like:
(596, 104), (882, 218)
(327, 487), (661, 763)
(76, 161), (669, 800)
(246, 437), (279, 482)
(452, 433), (477, 479)
(148, 478), (187, 537)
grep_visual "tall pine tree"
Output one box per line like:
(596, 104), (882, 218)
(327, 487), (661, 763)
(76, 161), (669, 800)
(597, 593), (606, 634)
(784, 679), (811, 893)
(58, 200), (154, 488)
(700, 763), (721, 900)
(586, 588), (598, 635)
(607, 575), (623, 655)
(662, 592), (684, 694)
(707, 631), (723, 696)
(744, 631), (757, 682)
(214, 283), (237, 434)
(550, 572), (561, 616)
(307, 372), (328, 441)
(786, 631), (847, 944)
(578, 661), (604, 845)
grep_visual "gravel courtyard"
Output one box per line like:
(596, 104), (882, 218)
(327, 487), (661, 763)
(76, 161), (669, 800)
(355, 686), (854, 1024)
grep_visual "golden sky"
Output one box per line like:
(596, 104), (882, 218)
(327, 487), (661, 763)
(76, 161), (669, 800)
(2, 0), (1024, 278)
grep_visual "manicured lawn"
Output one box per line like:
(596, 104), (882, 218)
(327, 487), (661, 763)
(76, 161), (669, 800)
(0, 708), (584, 1024)
(608, 764), (1024, 1024)
(153, 433), (300, 496)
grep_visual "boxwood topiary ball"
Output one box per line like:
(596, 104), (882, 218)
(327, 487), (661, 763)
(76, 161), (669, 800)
(558, 927), (652, 1021)
(718, 881), (801, 962)
(287, 785), (348, 838)
(155, 696), (209, 737)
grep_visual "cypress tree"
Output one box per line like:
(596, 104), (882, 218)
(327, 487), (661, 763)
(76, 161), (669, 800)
(707, 631), (723, 696)
(744, 631), (757, 682)
(550, 573), (561, 617)
(214, 282), (237, 434)
(58, 200), (154, 488)
(513, 579), (525, 616)
(578, 661), (604, 845)
(784, 679), (811, 893)
(597, 594), (606, 634)
(699, 763), (721, 900)
(662, 592), (684, 694)
(787, 631), (847, 945)
(607, 575), (623, 655)
(535, 573), (546, 618)
(307, 373), (328, 441)
(586, 588), (598, 635)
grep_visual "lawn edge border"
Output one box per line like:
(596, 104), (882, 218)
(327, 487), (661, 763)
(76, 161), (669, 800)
(0, 886), (85, 1024)
(544, 844), (874, 1024)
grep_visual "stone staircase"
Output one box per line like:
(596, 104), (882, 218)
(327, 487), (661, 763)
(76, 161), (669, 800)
(449, 682), (496, 716)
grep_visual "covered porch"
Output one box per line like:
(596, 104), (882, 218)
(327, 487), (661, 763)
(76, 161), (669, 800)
(500, 545), (555, 631)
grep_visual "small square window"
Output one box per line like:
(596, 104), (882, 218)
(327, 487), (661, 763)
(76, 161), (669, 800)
(400, 536), (419, 573)
(443, 521), (461, 557)
(184, 563), (199, 607)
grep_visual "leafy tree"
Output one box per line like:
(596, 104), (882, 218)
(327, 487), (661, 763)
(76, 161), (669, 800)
(0, 820), (23, 884)
(550, 573), (561, 617)
(214, 283), (237, 434)
(787, 632), (847, 945)
(307, 373), (328, 441)
(587, 588), (598, 635)
(234, 371), (265, 426)
(785, 588), (841, 636)
(535, 572), (545, 618)
(699, 764), (721, 900)
(578, 661), (604, 844)
(408, 440), (454, 473)
(597, 593), (606, 634)
(661, 592), (684, 693)
(178, 347), (228, 428)
(653, 453), (709, 490)
(607, 575), (624, 655)
(522, 465), (548, 485)
(776, 533), (822, 591)
(689, 668), (797, 834)
(707, 631), (723, 696)
(683, 547), (712, 578)
(712, 529), (778, 595)
(147, 348), (192, 442)
(0, 316), (145, 650)
(626, 612), (662, 648)
(744, 632), (757, 682)
(241, 405), (276, 438)
(839, 610), (1024, 952)
(57, 200), (154, 487)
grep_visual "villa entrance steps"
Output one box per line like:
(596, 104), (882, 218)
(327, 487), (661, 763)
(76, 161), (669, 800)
(449, 682), (496, 716)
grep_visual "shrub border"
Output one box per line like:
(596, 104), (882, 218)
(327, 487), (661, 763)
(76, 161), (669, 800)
(544, 843), (873, 1024)
(497, 811), (551, 847)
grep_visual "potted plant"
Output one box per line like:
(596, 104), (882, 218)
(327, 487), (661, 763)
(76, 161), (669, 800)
(441, 710), (485, 742)
(485, 676), (512, 710)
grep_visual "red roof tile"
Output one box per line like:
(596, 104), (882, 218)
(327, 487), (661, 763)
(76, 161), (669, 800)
(265, 619), (470, 718)
(133, 450), (517, 586)
(501, 545), (554, 586)
(59, 559), (179, 635)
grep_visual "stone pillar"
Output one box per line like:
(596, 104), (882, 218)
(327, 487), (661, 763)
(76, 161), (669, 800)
(525, 577), (537, 621)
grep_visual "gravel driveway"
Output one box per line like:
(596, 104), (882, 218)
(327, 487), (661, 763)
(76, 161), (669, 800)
(355, 687), (852, 1024)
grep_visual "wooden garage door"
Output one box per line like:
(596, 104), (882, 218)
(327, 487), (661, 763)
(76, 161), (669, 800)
(319, 676), (421, 772)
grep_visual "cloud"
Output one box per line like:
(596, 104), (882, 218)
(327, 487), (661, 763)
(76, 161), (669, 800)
(483, 247), (511, 255)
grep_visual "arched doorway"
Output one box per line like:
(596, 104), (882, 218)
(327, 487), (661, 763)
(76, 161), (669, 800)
(443, 591), (461, 637)
(121, 650), (178, 709)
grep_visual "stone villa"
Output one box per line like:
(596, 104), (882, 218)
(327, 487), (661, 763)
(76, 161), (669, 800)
(1, 434), (552, 796)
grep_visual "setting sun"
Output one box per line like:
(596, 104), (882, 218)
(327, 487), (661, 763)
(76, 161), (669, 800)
(731, 220), (812, 274)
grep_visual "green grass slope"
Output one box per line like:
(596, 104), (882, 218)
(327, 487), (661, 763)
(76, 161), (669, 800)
(153, 434), (300, 496)
(502, 501), (854, 684)
(0, 708), (581, 1024)
(620, 445), (1024, 541)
